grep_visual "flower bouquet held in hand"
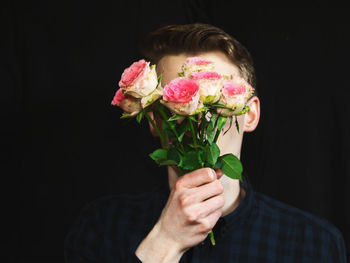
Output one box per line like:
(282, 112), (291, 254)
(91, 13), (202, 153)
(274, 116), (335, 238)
(111, 57), (254, 245)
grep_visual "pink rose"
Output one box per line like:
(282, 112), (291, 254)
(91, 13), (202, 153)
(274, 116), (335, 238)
(111, 89), (125, 106)
(161, 78), (201, 115)
(118, 59), (158, 98)
(119, 60), (146, 87)
(190, 71), (221, 80)
(190, 71), (223, 104)
(181, 56), (215, 77)
(111, 88), (142, 116)
(222, 80), (246, 96)
(185, 57), (213, 65)
(163, 78), (199, 103)
(216, 78), (253, 116)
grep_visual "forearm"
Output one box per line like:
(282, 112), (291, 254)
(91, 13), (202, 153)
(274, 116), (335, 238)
(135, 223), (185, 263)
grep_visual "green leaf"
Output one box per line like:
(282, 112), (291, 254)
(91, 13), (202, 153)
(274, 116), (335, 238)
(149, 148), (181, 166)
(157, 73), (163, 88)
(158, 159), (178, 166)
(149, 149), (168, 164)
(204, 143), (220, 166)
(176, 120), (190, 142)
(220, 154), (243, 181)
(213, 116), (228, 142)
(213, 158), (223, 169)
(120, 112), (131, 119)
(202, 104), (211, 111)
(181, 151), (201, 170)
(235, 117), (240, 133)
(188, 144), (205, 150)
(235, 105), (250, 116)
(167, 148), (181, 165)
(206, 113), (217, 144)
(223, 116), (233, 135)
(136, 111), (144, 124)
(178, 72), (184, 77)
(162, 120), (178, 139)
(168, 114), (182, 121)
(168, 120), (176, 130)
(188, 115), (198, 122)
(217, 116), (228, 132)
(211, 103), (234, 111)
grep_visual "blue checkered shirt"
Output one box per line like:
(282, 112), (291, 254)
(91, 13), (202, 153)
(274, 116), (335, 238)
(65, 176), (346, 262)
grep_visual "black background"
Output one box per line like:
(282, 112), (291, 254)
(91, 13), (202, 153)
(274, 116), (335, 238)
(2, 0), (349, 262)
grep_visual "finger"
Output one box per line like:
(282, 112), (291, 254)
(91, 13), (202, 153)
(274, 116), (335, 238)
(215, 169), (223, 179)
(195, 194), (225, 219)
(177, 168), (216, 189)
(191, 180), (224, 203)
(197, 208), (222, 234)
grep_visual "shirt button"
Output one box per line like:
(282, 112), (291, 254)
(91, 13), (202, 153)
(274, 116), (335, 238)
(220, 226), (227, 236)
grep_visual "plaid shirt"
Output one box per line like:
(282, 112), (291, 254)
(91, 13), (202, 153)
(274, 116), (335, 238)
(65, 176), (346, 262)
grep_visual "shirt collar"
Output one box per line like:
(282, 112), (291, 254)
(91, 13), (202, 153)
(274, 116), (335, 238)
(213, 173), (256, 239)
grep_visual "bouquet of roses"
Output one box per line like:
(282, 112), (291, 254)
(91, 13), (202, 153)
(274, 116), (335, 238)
(111, 57), (254, 245)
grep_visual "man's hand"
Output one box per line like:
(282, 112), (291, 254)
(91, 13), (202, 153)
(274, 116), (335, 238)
(135, 168), (224, 263)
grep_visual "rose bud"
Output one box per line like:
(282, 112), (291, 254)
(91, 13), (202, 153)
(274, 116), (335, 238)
(111, 89), (142, 116)
(190, 71), (223, 104)
(161, 78), (201, 116)
(216, 79), (252, 116)
(181, 56), (215, 77)
(119, 59), (158, 98)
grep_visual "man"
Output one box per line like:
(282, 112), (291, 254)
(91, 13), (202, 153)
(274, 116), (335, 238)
(65, 23), (346, 262)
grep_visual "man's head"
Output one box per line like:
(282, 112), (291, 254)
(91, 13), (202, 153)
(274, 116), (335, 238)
(140, 23), (260, 159)
(140, 23), (256, 93)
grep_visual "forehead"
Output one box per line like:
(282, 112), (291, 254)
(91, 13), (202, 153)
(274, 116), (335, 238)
(157, 51), (240, 85)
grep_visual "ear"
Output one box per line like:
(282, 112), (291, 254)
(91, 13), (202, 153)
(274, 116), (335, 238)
(243, 96), (260, 132)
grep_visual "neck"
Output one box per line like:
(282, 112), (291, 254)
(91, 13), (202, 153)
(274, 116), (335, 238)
(167, 166), (245, 216)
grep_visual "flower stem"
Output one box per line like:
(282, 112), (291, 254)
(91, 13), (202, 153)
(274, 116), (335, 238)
(144, 111), (168, 148)
(210, 231), (216, 245)
(200, 112), (206, 143)
(213, 116), (222, 144)
(189, 117), (204, 167)
(157, 105), (185, 153)
(188, 117), (197, 147)
(213, 128), (221, 143)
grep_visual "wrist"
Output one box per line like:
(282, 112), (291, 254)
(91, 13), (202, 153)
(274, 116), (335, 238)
(135, 222), (184, 263)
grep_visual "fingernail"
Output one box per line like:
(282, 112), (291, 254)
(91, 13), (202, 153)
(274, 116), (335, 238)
(216, 169), (223, 179)
(208, 169), (215, 179)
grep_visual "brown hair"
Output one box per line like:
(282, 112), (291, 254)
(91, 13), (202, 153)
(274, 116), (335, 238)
(139, 23), (256, 92)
